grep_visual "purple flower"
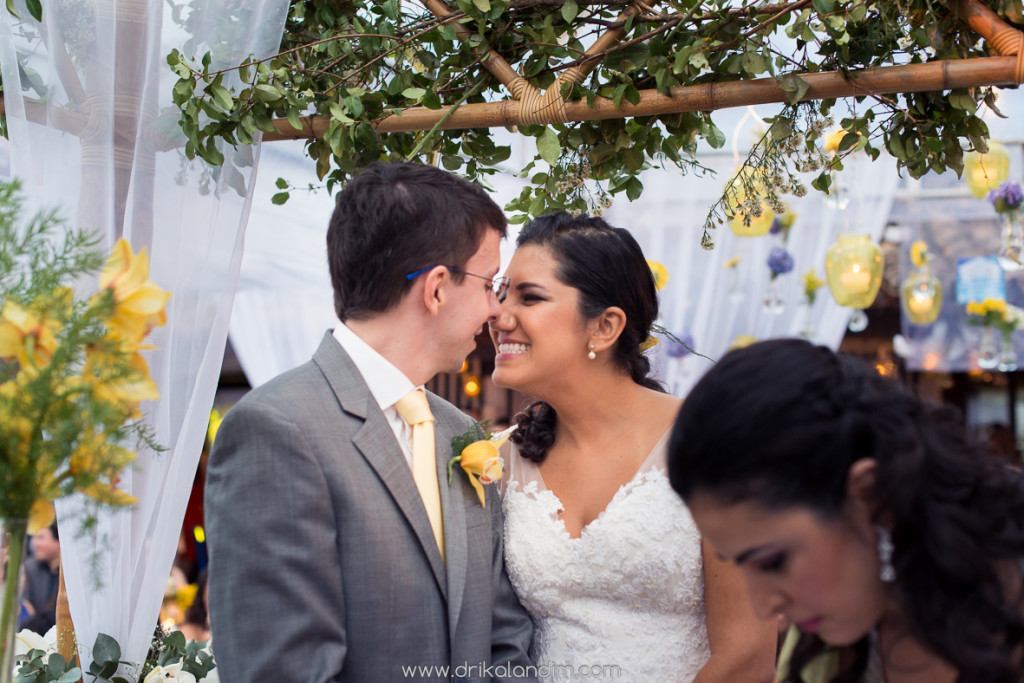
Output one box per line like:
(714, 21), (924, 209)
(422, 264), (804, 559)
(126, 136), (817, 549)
(767, 247), (794, 276)
(666, 330), (695, 358)
(987, 181), (1023, 212)
(769, 216), (783, 234)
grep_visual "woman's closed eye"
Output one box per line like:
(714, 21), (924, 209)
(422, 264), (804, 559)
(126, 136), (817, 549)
(754, 552), (787, 573)
(518, 292), (546, 304)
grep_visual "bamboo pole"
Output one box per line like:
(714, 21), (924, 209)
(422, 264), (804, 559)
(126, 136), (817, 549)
(263, 54), (1022, 140)
(56, 565), (82, 682)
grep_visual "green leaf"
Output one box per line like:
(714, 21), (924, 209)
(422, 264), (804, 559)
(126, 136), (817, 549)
(209, 84), (233, 110)
(286, 109), (303, 132)
(57, 669), (83, 683)
(272, 192), (290, 205)
(622, 148), (644, 172)
(473, 0), (490, 10)
(92, 633), (121, 666)
(24, 0), (40, 21)
(776, 74), (809, 104)
(537, 128), (561, 165)
(742, 51), (766, 76)
(561, 0), (577, 22)
(705, 124), (726, 149)
(402, 87), (426, 100)
(625, 176), (644, 201)
(254, 84), (282, 102)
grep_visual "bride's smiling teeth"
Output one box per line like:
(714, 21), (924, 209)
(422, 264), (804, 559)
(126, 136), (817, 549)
(499, 342), (530, 355)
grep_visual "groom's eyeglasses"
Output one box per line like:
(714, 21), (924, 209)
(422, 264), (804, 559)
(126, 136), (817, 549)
(406, 265), (511, 303)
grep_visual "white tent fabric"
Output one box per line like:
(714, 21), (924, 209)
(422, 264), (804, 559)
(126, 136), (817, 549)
(0, 0), (288, 671)
(607, 149), (897, 396)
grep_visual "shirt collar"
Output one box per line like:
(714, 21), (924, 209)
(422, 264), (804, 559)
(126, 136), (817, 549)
(332, 323), (417, 411)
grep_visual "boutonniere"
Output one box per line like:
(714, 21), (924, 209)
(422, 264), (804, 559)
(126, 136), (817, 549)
(447, 421), (516, 507)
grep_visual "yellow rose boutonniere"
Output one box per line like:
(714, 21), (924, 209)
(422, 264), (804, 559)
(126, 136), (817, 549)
(448, 422), (516, 506)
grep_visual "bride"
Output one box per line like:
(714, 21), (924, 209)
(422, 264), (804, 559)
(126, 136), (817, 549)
(491, 211), (776, 682)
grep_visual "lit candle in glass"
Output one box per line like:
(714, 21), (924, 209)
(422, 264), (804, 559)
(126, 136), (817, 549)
(840, 264), (872, 294)
(907, 292), (934, 317)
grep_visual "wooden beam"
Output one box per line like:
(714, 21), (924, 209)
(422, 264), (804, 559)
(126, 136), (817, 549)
(263, 55), (1021, 140)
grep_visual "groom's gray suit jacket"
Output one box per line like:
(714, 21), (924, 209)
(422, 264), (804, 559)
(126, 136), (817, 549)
(206, 333), (535, 682)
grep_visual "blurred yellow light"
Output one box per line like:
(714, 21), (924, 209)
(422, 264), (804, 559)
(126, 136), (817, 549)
(458, 360), (469, 374)
(463, 375), (481, 397)
(964, 142), (1010, 198)
(193, 525), (206, 543)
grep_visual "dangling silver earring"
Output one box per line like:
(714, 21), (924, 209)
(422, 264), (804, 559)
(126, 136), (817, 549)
(587, 344), (596, 360)
(876, 526), (895, 583)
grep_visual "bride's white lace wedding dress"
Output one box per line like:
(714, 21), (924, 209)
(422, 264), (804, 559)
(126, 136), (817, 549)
(502, 430), (711, 683)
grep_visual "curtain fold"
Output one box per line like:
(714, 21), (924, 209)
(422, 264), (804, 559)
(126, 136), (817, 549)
(0, 0), (289, 671)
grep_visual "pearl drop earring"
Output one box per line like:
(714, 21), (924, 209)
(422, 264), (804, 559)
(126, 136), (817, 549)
(587, 344), (596, 360)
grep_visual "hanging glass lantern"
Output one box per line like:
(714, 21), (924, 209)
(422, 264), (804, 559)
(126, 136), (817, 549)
(826, 233), (884, 331)
(964, 142), (1010, 198)
(726, 170), (775, 237)
(900, 255), (943, 325)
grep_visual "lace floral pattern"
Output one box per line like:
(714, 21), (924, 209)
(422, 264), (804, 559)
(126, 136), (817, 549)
(503, 440), (711, 683)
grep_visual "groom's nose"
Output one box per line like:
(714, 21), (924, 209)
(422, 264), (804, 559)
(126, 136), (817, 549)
(487, 290), (502, 322)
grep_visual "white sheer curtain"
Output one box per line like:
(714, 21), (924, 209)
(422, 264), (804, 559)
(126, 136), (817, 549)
(606, 145), (898, 397)
(0, 0), (288, 672)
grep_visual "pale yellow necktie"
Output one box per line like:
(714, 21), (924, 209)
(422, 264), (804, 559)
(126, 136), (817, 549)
(394, 389), (445, 561)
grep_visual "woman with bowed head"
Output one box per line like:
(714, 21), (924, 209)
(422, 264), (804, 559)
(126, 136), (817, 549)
(490, 211), (776, 683)
(668, 338), (1024, 683)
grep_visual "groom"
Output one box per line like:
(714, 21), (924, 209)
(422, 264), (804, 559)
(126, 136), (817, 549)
(205, 162), (536, 682)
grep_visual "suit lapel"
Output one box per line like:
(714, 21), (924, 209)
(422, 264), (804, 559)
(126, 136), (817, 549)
(431, 397), (470, 638)
(314, 333), (448, 597)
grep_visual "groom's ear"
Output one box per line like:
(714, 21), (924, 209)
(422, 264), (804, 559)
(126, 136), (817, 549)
(588, 306), (627, 353)
(421, 266), (448, 315)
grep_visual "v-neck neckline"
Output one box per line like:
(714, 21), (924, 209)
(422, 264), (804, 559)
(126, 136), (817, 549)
(533, 427), (671, 540)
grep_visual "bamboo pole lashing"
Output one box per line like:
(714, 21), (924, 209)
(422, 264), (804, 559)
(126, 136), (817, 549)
(261, 54), (1021, 139)
(952, 0), (1024, 84)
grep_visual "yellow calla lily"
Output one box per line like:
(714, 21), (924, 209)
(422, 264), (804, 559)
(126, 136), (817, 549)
(27, 499), (56, 535)
(0, 300), (61, 367)
(85, 348), (160, 415)
(96, 239), (170, 342)
(458, 440), (502, 507)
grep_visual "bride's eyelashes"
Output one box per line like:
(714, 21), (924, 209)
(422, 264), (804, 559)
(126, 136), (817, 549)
(754, 552), (788, 573)
(516, 291), (546, 304)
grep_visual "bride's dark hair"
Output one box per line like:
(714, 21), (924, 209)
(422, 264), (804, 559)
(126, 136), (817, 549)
(668, 338), (1024, 683)
(509, 211), (663, 464)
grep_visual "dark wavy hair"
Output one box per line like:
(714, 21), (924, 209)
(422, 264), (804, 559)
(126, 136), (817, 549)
(509, 211), (663, 463)
(668, 338), (1024, 683)
(327, 161), (507, 321)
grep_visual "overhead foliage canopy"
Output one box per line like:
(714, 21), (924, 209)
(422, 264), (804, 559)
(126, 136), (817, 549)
(31, 1), (1024, 243)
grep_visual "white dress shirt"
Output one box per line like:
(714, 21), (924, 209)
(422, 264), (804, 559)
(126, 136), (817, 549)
(332, 324), (418, 467)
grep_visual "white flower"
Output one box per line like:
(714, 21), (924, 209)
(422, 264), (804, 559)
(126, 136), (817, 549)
(143, 662), (197, 683)
(15, 626), (57, 658)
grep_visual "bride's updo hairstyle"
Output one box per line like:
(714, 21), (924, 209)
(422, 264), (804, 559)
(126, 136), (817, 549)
(668, 338), (1024, 683)
(510, 211), (662, 463)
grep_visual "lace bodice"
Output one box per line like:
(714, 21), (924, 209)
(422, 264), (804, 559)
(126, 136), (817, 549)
(502, 431), (711, 682)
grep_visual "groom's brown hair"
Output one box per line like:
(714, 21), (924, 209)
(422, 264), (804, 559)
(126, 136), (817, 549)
(327, 161), (507, 321)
